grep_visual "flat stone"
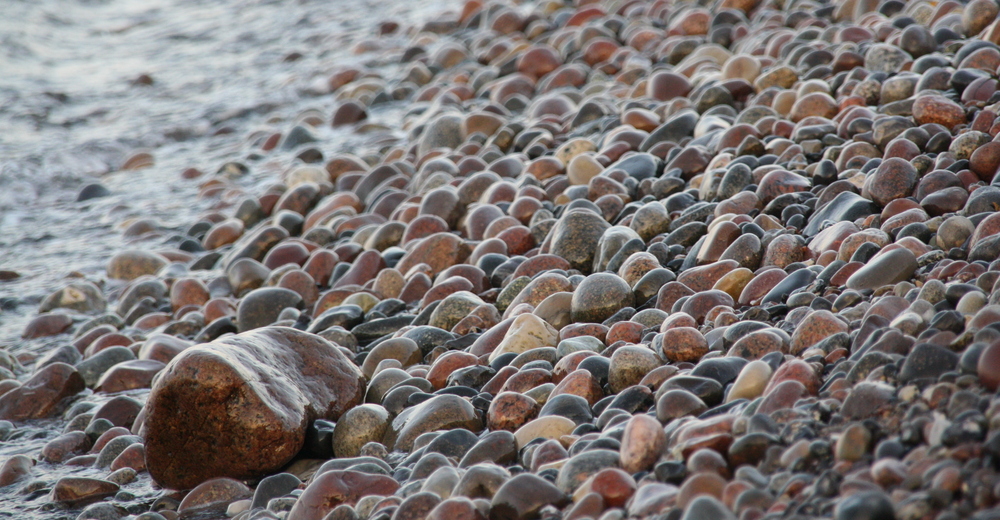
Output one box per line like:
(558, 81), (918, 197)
(513, 415), (575, 449)
(0, 363), (84, 421)
(50, 477), (119, 507)
(385, 394), (482, 452)
(846, 248), (917, 290)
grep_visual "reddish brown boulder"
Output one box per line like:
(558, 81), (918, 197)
(0, 363), (84, 421)
(142, 326), (365, 490)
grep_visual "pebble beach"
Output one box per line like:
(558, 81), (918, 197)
(4, 0), (1000, 519)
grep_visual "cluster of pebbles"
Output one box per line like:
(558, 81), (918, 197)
(6, 0), (1000, 519)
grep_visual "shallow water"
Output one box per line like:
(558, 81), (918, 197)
(0, 0), (451, 516)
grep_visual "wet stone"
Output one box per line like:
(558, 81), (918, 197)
(846, 248), (918, 291)
(143, 327), (364, 489)
(50, 477), (119, 507)
(490, 473), (569, 520)
(658, 376), (724, 407)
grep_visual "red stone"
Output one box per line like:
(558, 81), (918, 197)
(0, 363), (84, 421)
(978, 340), (1000, 391)
(178, 477), (252, 512)
(589, 468), (636, 508)
(22, 313), (73, 339)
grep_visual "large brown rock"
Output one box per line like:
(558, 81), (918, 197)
(142, 327), (365, 490)
(0, 362), (85, 421)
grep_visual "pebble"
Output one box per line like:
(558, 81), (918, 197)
(846, 248), (918, 291)
(0, 455), (33, 487)
(556, 449), (621, 494)
(833, 490), (897, 520)
(841, 383), (895, 420)
(913, 94), (966, 128)
(0, 363), (85, 421)
(332, 404), (390, 458)
(864, 158), (917, 207)
(835, 423), (872, 462)
(681, 496), (736, 520)
(608, 345), (660, 393)
(490, 473), (569, 520)
(106, 250), (168, 280)
(386, 394), (482, 452)
(513, 415), (575, 449)
(236, 287), (304, 332)
(619, 414), (666, 473)
(660, 327), (709, 363)
(570, 273), (635, 323)
(789, 310), (848, 355)
(178, 477), (252, 512)
(489, 313), (559, 362)
(51, 477), (119, 507)
(544, 210), (608, 264)
(581, 468), (635, 509)
(898, 343), (959, 383)
(726, 360), (772, 402)
(656, 389), (707, 422)
(287, 470), (399, 520)
(977, 340), (1000, 391)
(39, 281), (106, 314)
